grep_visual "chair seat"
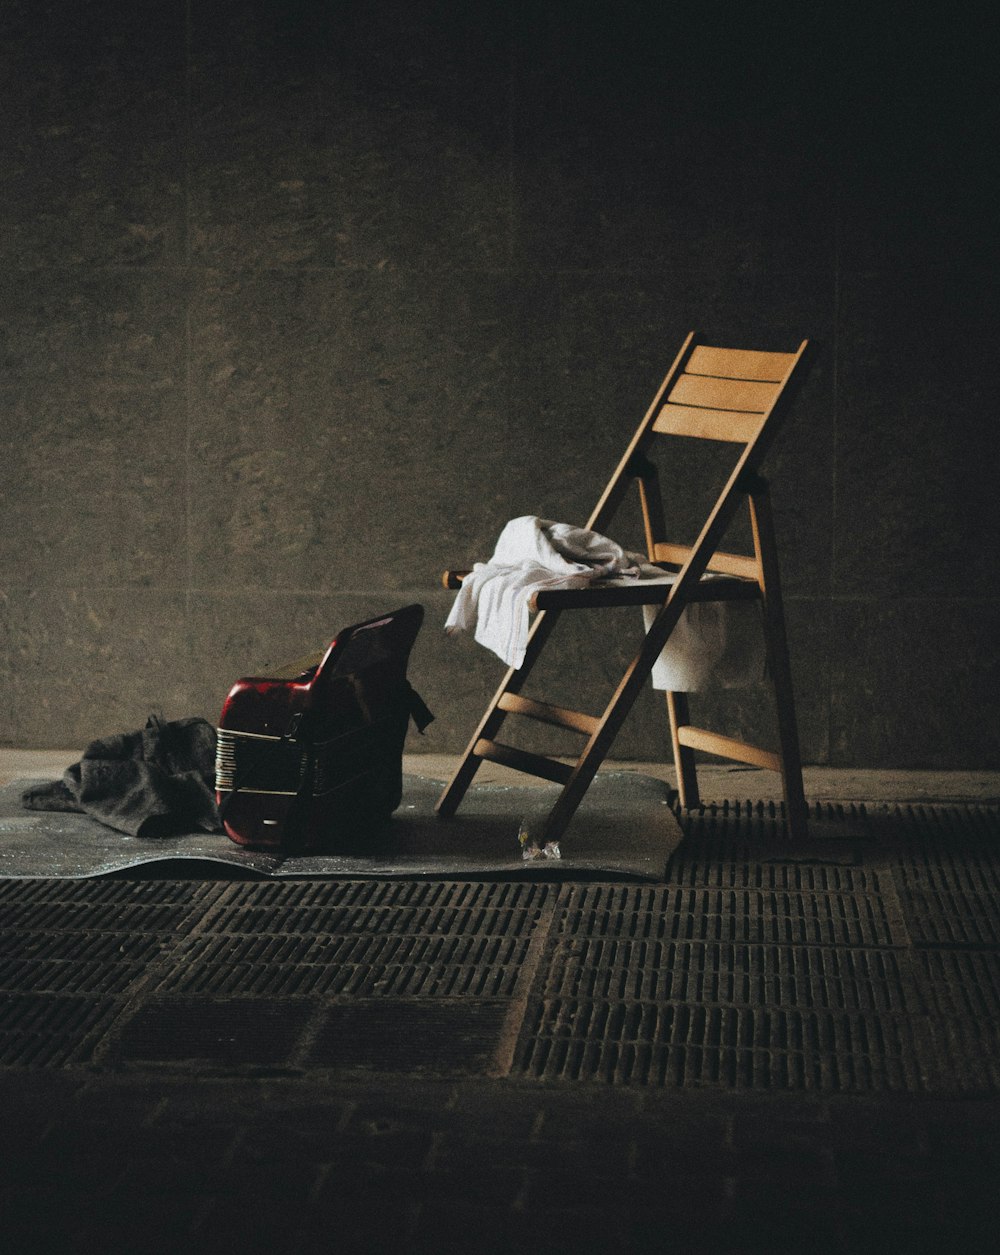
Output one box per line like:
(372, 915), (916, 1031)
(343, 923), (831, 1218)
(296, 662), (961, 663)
(529, 571), (760, 612)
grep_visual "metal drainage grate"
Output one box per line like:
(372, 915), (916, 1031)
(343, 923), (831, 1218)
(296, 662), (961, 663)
(541, 939), (921, 1013)
(671, 803), (872, 887)
(899, 850), (1000, 896)
(0, 928), (166, 968)
(109, 996), (315, 1067)
(0, 881), (219, 1005)
(670, 858), (876, 893)
(554, 883), (902, 948)
(0, 879), (219, 907)
(0, 880), (225, 1065)
(303, 999), (510, 1075)
(200, 878), (551, 938)
(0, 892), (212, 935)
(157, 879), (551, 1001)
(914, 949), (1000, 1018)
(0, 993), (121, 1067)
(510, 881), (940, 1091)
(676, 798), (867, 841)
(0, 951), (157, 997)
(928, 1017), (1000, 1091)
(512, 999), (940, 1090)
(108, 995), (512, 1077)
(876, 805), (1000, 892)
(884, 806), (1000, 946)
(155, 930), (532, 998)
(900, 887), (1000, 948)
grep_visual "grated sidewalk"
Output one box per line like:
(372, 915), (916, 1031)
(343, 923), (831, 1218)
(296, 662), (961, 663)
(1, 792), (999, 1252)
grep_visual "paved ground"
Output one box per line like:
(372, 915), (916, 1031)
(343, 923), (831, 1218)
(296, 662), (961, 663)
(4, 1069), (998, 1255)
(1, 755), (999, 1254)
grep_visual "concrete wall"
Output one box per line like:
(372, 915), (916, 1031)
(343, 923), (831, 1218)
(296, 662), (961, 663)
(2, 2), (997, 767)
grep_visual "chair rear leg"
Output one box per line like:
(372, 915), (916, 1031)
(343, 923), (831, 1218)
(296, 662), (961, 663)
(666, 690), (701, 810)
(765, 619), (809, 840)
(750, 485), (808, 840)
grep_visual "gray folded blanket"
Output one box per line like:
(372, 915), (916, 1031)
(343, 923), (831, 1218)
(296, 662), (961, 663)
(21, 714), (222, 838)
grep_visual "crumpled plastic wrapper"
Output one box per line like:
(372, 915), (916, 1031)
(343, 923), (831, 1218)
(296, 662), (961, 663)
(518, 819), (561, 861)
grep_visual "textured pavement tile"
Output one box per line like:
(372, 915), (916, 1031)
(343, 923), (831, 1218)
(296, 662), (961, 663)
(295, 1199), (420, 1252)
(110, 1156), (243, 1199)
(506, 1204), (632, 1254)
(305, 1127), (435, 1172)
(728, 1145), (835, 1188)
(432, 1134), (632, 1178)
(425, 1083), (545, 1139)
(628, 1214), (741, 1255)
(838, 1212), (983, 1255)
(522, 1163), (639, 1209)
(718, 1205), (849, 1255)
(630, 1110), (732, 1156)
(414, 1165), (528, 1207)
(824, 1101), (933, 1156)
(1, 1153), (126, 1198)
(407, 1202), (517, 1255)
(628, 1136), (738, 1180)
(729, 1113), (836, 1155)
(39, 1117), (237, 1163)
(189, 1202), (318, 1255)
(624, 1172), (732, 1214)
(414, 1198), (631, 1255)
(69, 1083), (170, 1126)
(312, 1163), (439, 1208)
(530, 1094), (646, 1143)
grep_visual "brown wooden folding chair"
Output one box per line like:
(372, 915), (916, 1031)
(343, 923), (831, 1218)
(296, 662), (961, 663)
(437, 331), (814, 844)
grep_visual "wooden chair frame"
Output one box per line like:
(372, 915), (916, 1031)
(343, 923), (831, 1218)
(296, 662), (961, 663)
(437, 331), (813, 844)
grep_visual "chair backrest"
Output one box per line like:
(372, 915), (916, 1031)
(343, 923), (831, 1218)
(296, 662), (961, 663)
(587, 331), (811, 582)
(655, 343), (805, 444)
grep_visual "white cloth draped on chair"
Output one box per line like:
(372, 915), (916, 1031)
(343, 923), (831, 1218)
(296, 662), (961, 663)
(445, 515), (764, 689)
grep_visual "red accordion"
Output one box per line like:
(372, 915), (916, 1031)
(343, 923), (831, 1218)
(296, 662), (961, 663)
(215, 604), (429, 852)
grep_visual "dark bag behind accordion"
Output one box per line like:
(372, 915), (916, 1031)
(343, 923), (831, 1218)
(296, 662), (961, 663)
(215, 604), (432, 853)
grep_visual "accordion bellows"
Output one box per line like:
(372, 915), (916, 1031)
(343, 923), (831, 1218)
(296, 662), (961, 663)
(215, 604), (428, 853)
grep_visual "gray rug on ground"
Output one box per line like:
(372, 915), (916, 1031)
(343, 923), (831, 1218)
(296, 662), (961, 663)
(0, 773), (682, 880)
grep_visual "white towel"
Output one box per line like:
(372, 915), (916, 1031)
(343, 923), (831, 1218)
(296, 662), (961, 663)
(445, 516), (765, 689)
(641, 596), (765, 691)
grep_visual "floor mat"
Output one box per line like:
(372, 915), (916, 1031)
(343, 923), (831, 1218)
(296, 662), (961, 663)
(0, 772), (682, 881)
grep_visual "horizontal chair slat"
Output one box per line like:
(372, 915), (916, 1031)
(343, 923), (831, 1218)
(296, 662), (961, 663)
(497, 693), (600, 735)
(654, 403), (764, 442)
(473, 739), (574, 785)
(686, 345), (796, 382)
(668, 374), (779, 413)
(676, 726), (781, 772)
(652, 543), (760, 581)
